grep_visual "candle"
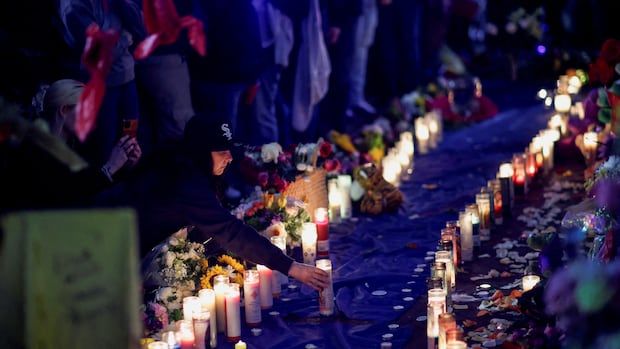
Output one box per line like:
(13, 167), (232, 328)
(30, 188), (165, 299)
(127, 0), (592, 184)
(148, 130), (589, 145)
(512, 153), (528, 194)
(328, 179), (342, 223)
(177, 320), (194, 349)
(270, 235), (286, 297)
(316, 259), (335, 316)
(257, 264), (273, 309)
(431, 262), (450, 310)
(183, 296), (201, 321)
(435, 251), (455, 291)
(148, 342), (169, 349)
(530, 136), (544, 170)
(235, 341), (247, 349)
(554, 94), (571, 114)
(458, 211), (473, 262)
(337, 175), (353, 219)
(213, 275), (230, 332)
(522, 275), (541, 292)
(193, 311), (210, 349)
(426, 111), (442, 148)
(198, 289), (217, 348)
(314, 208), (330, 257)
(415, 117), (430, 154)
(498, 162), (514, 215)
(301, 222), (318, 265)
(446, 341), (467, 349)
(224, 283), (241, 342)
(476, 192), (491, 241)
(243, 270), (262, 327)
(487, 179), (503, 225)
(161, 331), (177, 349)
(438, 313), (456, 349)
(583, 131), (598, 164)
(400, 131), (415, 157)
(466, 204), (480, 250)
(444, 222), (461, 266)
(446, 328), (464, 343)
(382, 153), (401, 185)
(426, 302), (444, 338)
(396, 141), (411, 169)
(548, 113), (566, 135)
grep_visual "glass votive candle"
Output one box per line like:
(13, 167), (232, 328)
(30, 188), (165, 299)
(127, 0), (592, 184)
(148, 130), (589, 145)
(522, 275), (541, 292)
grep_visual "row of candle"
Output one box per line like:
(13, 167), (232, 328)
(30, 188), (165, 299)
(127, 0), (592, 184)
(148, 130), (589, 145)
(382, 131), (415, 185)
(416, 111), (443, 155)
(327, 175), (353, 223)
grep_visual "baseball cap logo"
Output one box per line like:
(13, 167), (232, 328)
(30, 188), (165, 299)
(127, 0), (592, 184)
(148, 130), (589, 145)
(221, 123), (232, 140)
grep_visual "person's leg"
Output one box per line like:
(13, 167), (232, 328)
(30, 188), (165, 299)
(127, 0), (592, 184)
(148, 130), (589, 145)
(349, 3), (378, 110)
(249, 65), (281, 145)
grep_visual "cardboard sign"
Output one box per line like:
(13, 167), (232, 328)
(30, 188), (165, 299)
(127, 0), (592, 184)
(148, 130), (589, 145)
(0, 209), (142, 349)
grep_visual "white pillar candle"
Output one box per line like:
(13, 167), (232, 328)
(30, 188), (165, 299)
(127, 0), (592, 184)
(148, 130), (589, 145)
(337, 175), (353, 219)
(382, 154), (401, 185)
(400, 131), (415, 157)
(427, 288), (447, 312)
(548, 113), (565, 135)
(426, 111), (441, 149)
(198, 289), (217, 348)
(314, 208), (330, 257)
(316, 259), (334, 316)
(257, 264), (273, 309)
(302, 222), (318, 265)
(458, 211), (473, 262)
(269, 236), (286, 297)
(328, 179), (342, 223)
(554, 94), (571, 114)
(426, 302), (444, 338)
(213, 275), (230, 332)
(148, 342), (168, 349)
(192, 311), (210, 349)
(522, 275), (541, 292)
(498, 162), (515, 210)
(476, 192), (492, 241)
(435, 251), (455, 290)
(182, 296), (201, 321)
(243, 270), (262, 327)
(415, 117), (430, 154)
(225, 283), (241, 342)
(583, 131), (598, 163)
(177, 320), (195, 349)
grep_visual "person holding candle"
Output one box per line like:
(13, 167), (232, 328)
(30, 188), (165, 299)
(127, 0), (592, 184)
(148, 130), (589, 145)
(122, 114), (329, 291)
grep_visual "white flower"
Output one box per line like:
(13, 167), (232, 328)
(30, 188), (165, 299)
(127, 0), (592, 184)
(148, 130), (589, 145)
(169, 237), (179, 246)
(156, 287), (174, 302)
(285, 205), (299, 217)
(261, 143), (283, 163)
(164, 251), (176, 268)
(266, 222), (287, 240)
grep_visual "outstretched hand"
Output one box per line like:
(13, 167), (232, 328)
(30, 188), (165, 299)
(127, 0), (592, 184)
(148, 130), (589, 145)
(288, 262), (329, 291)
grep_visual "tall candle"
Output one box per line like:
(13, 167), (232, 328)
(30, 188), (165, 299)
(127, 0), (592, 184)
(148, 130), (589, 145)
(337, 175), (353, 219)
(438, 313), (456, 349)
(498, 162), (514, 214)
(554, 94), (571, 115)
(382, 153), (401, 185)
(435, 251), (455, 290)
(512, 153), (528, 194)
(522, 275), (541, 292)
(243, 270), (261, 327)
(316, 259), (335, 316)
(415, 117), (430, 154)
(328, 179), (342, 223)
(314, 208), (330, 257)
(270, 236), (286, 297)
(302, 222), (318, 265)
(488, 179), (503, 225)
(444, 222), (460, 266)
(530, 136), (544, 170)
(446, 328), (464, 344)
(432, 261), (451, 310)
(213, 275), (230, 332)
(466, 204), (480, 250)
(225, 283), (241, 342)
(177, 320), (194, 349)
(198, 289), (217, 348)
(526, 150), (537, 178)
(257, 264), (273, 309)
(427, 302), (444, 338)
(426, 111), (441, 148)
(183, 296), (201, 321)
(583, 131), (598, 164)
(475, 192), (491, 241)
(400, 131), (415, 157)
(458, 211), (473, 262)
(193, 311), (210, 349)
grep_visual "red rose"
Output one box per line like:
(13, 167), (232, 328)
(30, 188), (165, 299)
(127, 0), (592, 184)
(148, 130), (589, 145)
(600, 39), (620, 65)
(273, 175), (288, 192)
(323, 158), (341, 172)
(257, 171), (269, 187)
(319, 141), (333, 158)
(589, 57), (615, 85)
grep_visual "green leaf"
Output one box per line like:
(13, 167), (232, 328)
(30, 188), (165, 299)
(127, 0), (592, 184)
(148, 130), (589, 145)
(598, 108), (612, 124)
(597, 88), (611, 108)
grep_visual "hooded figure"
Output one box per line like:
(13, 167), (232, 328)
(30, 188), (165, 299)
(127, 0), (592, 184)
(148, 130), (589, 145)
(115, 114), (328, 290)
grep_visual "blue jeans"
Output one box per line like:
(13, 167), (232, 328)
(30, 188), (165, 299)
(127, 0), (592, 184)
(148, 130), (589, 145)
(244, 65), (281, 145)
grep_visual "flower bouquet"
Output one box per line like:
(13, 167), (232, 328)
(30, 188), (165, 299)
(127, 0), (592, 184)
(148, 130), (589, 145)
(199, 254), (245, 289)
(240, 142), (297, 193)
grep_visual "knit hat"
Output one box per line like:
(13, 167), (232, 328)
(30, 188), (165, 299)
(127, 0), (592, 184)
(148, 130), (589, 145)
(184, 115), (234, 152)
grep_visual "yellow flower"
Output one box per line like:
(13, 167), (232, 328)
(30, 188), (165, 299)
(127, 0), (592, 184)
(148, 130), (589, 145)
(263, 193), (275, 208)
(200, 265), (228, 289)
(277, 195), (287, 209)
(218, 255), (245, 274)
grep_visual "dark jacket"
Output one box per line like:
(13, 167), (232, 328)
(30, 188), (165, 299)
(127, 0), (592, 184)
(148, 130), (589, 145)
(121, 151), (294, 274)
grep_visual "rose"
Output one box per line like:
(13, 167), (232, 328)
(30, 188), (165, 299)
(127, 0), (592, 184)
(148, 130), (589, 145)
(323, 158), (341, 172)
(261, 142), (283, 163)
(319, 141), (333, 158)
(273, 175), (288, 192)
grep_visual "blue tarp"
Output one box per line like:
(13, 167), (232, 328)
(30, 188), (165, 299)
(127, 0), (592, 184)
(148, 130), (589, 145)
(216, 105), (549, 348)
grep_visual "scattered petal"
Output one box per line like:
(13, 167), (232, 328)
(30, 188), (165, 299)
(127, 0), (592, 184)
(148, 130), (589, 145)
(416, 316), (427, 322)
(393, 305), (404, 310)
(372, 290), (388, 296)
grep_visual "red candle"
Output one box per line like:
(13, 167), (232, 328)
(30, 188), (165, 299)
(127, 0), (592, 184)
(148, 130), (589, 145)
(314, 208), (330, 257)
(526, 152), (537, 177)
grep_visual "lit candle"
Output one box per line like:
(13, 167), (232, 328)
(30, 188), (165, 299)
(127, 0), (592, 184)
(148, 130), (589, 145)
(400, 131), (415, 157)
(444, 222), (461, 266)
(466, 204), (480, 250)
(328, 179), (342, 223)
(382, 153), (401, 185)
(270, 235), (286, 297)
(316, 259), (334, 316)
(224, 283), (241, 342)
(337, 175), (353, 219)
(435, 251), (455, 291)
(512, 153), (528, 194)
(161, 331), (178, 349)
(475, 191), (491, 241)
(458, 211), (473, 262)
(426, 111), (442, 148)
(548, 113), (566, 135)
(530, 136), (544, 170)
(198, 289), (217, 348)
(426, 301), (444, 339)
(314, 208), (330, 257)
(438, 313), (456, 349)
(243, 270), (261, 327)
(257, 264), (273, 309)
(183, 296), (201, 321)
(431, 262), (451, 310)
(148, 341), (169, 349)
(498, 162), (514, 216)
(213, 275), (230, 333)
(177, 320), (194, 349)
(583, 131), (598, 164)
(487, 180), (503, 225)
(193, 311), (210, 349)
(446, 328), (465, 344)
(235, 341), (247, 349)
(396, 141), (411, 169)
(522, 275), (541, 292)
(302, 222), (318, 265)
(554, 94), (571, 114)
(415, 117), (430, 154)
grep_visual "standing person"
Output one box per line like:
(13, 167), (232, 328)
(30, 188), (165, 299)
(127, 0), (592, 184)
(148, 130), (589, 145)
(120, 115), (329, 290)
(57, 0), (143, 165)
(348, 0), (378, 115)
